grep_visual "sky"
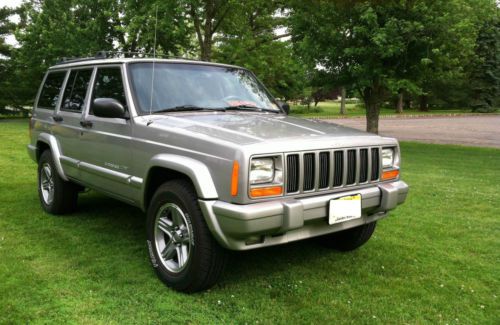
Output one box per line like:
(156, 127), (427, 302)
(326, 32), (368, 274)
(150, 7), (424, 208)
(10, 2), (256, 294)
(3, 0), (22, 8)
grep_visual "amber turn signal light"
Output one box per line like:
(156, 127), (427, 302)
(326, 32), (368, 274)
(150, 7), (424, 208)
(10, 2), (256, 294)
(250, 186), (283, 198)
(381, 169), (399, 181)
(231, 160), (239, 196)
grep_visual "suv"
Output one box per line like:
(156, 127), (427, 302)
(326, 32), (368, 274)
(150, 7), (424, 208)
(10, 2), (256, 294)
(28, 56), (408, 292)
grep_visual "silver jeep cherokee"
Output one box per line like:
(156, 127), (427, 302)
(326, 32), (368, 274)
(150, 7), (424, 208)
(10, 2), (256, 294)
(28, 56), (409, 292)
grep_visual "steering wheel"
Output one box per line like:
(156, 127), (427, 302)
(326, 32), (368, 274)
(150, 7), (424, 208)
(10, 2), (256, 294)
(222, 95), (242, 103)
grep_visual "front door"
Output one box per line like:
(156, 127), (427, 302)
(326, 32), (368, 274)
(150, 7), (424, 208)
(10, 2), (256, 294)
(77, 65), (136, 203)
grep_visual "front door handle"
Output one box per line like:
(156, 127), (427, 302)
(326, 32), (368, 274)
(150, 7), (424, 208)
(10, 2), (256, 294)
(80, 120), (93, 128)
(52, 115), (63, 122)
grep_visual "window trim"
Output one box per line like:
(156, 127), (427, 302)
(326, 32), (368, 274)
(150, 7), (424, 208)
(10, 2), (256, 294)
(35, 69), (68, 111)
(59, 67), (95, 115)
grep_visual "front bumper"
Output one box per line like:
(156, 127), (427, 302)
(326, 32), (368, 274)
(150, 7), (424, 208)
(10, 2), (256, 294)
(199, 180), (409, 250)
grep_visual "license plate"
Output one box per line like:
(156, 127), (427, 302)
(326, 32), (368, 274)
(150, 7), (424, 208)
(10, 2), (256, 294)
(328, 194), (362, 225)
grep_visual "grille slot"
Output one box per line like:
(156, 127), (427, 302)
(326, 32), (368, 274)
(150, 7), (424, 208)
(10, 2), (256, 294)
(286, 154), (299, 193)
(333, 151), (344, 187)
(319, 152), (330, 189)
(371, 148), (380, 180)
(346, 149), (356, 185)
(359, 149), (368, 183)
(303, 153), (315, 191)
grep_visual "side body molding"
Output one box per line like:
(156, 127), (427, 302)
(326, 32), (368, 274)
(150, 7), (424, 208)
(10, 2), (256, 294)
(147, 154), (219, 200)
(37, 133), (69, 181)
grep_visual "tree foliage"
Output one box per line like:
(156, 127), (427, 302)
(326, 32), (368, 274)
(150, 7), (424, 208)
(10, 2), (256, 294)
(290, 0), (497, 133)
(469, 16), (500, 112)
(0, 0), (497, 121)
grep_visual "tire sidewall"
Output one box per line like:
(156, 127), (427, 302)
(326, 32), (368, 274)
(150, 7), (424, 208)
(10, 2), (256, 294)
(38, 151), (56, 213)
(146, 183), (201, 289)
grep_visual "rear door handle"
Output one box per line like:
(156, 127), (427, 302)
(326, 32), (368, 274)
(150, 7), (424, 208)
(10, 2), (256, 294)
(80, 120), (93, 128)
(52, 115), (63, 122)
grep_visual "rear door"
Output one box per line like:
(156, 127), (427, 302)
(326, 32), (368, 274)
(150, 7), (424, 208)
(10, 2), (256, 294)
(53, 67), (94, 179)
(76, 65), (136, 202)
(33, 69), (67, 134)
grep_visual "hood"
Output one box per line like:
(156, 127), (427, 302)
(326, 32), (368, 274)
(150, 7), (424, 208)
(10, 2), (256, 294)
(149, 112), (379, 145)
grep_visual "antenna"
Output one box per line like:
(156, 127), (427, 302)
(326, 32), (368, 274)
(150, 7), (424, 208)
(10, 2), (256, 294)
(147, 5), (159, 125)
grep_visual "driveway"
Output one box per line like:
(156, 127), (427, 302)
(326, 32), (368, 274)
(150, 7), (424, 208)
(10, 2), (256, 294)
(323, 115), (500, 148)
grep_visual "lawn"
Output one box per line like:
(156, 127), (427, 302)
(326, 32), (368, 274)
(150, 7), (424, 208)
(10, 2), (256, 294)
(290, 101), (489, 118)
(1, 119), (499, 324)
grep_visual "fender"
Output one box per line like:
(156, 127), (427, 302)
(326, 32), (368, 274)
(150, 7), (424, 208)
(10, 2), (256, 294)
(147, 154), (219, 200)
(37, 133), (69, 181)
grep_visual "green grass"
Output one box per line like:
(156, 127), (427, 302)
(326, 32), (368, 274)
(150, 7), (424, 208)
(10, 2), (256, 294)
(1, 119), (499, 324)
(290, 101), (489, 118)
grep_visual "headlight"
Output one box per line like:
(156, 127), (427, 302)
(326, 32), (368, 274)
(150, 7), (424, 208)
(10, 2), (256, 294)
(250, 158), (274, 184)
(382, 148), (394, 168)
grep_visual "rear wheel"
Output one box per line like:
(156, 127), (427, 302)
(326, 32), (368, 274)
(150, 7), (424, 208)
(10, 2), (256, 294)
(319, 222), (377, 251)
(146, 179), (227, 293)
(37, 150), (78, 214)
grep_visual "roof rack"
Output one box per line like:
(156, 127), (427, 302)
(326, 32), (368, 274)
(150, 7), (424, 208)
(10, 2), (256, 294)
(55, 51), (200, 65)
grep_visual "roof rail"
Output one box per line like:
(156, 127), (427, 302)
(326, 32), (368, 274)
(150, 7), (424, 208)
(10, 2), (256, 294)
(55, 51), (200, 65)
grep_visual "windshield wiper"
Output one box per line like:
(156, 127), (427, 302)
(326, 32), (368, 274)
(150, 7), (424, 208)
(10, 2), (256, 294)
(152, 105), (226, 114)
(222, 105), (280, 113)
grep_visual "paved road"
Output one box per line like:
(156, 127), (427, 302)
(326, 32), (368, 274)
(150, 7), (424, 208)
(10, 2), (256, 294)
(324, 115), (500, 148)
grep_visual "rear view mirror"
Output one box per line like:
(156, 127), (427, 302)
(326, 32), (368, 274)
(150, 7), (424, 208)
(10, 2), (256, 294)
(277, 101), (290, 115)
(92, 98), (126, 118)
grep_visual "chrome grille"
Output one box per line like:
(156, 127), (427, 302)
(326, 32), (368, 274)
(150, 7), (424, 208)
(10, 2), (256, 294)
(303, 153), (315, 191)
(286, 154), (299, 193)
(318, 152), (330, 189)
(333, 151), (343, 187)
(285, 147), (382, 194)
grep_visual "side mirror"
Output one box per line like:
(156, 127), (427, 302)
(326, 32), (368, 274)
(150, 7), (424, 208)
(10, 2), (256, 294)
(92, 98), (126, 119)
(277, 100), (290, 115)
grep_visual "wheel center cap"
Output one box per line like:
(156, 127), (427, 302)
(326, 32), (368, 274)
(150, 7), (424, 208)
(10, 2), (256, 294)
(172, 230), (184, 243)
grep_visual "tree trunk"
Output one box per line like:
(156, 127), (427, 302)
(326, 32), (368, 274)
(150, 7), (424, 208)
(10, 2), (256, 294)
(419, 95), (429, 111)
(340, 87), (346, 115)
(200, 40), (212, 61)
(396, 90), (403, 114)
(363, 85), (382, 134)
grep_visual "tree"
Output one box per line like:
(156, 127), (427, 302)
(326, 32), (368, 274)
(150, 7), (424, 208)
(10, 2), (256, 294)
(469, 17), (499, 112)
(0, 6), (20, 111)
(184, 0), (231, 61)
(213, 0), (306, 99)
(118, 0), (191, 56)
(289, 0), (494, 133)
(10, 0), (124, 106)
(0, 6), (16, 58)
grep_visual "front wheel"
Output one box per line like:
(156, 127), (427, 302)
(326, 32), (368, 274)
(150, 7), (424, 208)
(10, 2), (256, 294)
(146, 179), (227, 293)
(319, 222), (377, 251)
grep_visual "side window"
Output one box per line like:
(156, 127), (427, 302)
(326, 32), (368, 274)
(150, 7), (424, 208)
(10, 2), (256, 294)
(37, 71), (67, 110)
(90, 67), (127, 114)
(61, 69), (93, 113)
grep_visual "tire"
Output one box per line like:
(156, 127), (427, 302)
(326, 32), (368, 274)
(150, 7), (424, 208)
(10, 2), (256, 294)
(319, 221), (377, 251)
(146, 179), (227, 293)
(37, 150), (79, 214)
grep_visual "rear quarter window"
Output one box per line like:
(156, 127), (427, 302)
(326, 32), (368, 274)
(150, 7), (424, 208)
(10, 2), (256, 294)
(37, 71), (67, 110)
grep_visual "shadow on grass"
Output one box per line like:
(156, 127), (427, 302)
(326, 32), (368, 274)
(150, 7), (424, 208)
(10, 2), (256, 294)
(68, 190), (339, 290)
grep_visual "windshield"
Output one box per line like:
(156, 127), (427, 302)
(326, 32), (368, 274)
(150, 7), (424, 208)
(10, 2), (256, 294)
(128, 62), (280, 114)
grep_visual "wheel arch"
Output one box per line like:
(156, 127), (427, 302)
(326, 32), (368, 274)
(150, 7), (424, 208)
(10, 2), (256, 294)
(143, 154), (218, 211)
(36, 133), (69, 181)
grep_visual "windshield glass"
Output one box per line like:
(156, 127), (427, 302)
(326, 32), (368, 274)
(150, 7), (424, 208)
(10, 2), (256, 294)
(128, 62), (279, 114)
